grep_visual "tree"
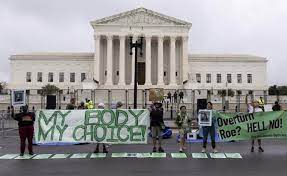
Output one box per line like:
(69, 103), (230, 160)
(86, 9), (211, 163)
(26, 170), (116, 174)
(217, 89), (235, 97)
(268, 85), (287, 95)
(0, 82), (7, 94)
(40, 84), (60, 96)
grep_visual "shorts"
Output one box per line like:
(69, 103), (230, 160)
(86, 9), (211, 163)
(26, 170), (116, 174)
(151, 126), (161, 138)
(179, 128), (188, 139)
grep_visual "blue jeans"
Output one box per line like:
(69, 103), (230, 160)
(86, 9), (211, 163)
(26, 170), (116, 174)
(202, 125), (216, 149)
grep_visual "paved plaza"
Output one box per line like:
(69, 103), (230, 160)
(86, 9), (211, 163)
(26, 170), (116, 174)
(1, 129), (287, 176)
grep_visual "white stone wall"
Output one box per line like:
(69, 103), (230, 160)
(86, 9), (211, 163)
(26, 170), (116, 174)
(9, 57), (93, 90)
(187, 56), (268, 90)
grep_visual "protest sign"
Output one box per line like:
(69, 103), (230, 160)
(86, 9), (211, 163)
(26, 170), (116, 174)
(216, 111), (287, 141)
(11, 90), (26, 106)
(149, 88), (164, 101)
(35, 109), (149, 144)
(198, 110), (212, 126)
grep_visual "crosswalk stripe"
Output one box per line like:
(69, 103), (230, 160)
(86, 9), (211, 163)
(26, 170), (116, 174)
(0, 153), (243, 159)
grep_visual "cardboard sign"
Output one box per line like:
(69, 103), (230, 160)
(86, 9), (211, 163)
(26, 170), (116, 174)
(198, 110), (212, 126)
(149, 88), (164, 101)
(11, 90), (26, 107)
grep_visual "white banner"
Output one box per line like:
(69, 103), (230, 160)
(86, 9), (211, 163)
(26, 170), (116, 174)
(35, 109), (149, 144)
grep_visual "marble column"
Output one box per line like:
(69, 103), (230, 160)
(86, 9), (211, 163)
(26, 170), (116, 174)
(118, 35), (126, 85)
(130, 36), (137, 85)
(145, 35), (152, 85)
(105, 35), (113, 85)
(157, 35), (164, 85)
(182, 35), (189, 84)
(169, 36), (177, 85)
(94, 35), (101, 84)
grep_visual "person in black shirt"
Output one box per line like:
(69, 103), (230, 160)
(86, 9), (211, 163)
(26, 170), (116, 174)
(13, 105), (35, 156)
(173, 91), (178, 103)
(66, 98), (76, 110)
(150, 102), (165, 152)
(272, 101), (281, 111)
(179, 91), (184, 103)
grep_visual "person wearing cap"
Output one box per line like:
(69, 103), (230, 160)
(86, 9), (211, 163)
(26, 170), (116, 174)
(94, 103), (108, 153)
(245, 95), (264, 152)
(150, 102), (165, 152)
(13, 105), (35, 156)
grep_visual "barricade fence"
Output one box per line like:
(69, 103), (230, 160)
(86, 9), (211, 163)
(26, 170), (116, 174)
(0, 88), (286, 137)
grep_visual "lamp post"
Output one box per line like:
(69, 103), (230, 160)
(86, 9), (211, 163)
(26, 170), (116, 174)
(129, 36), (144, 109)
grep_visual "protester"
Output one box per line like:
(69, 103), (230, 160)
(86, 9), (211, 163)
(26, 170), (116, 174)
(201, 102), (218, 153)
(272, 101), (281, 111)
(245, 95), (264, 152)
(167, 91), (172, 103)
(173, 91), (178, 103)
(13, 105), (35, 156)
(116, 101), (123, 109)
(258, 96), (265, 111)
(66, 98), (76, 110)
(94, 103), (108, 153)
(176, 105), (191, 152)
(179, 90), (184, 103)
(85, 99), (94, 109)
(150, 102), (165, 152)
(77, 102), (86, 109)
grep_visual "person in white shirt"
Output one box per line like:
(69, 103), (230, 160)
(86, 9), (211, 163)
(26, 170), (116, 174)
(245, 95), (264, 152)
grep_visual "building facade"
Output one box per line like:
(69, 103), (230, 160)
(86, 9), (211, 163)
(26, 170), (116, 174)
(8, 7), (268, 93)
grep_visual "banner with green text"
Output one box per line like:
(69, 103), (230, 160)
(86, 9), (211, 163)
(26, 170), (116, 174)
(216, 111), (287, 141)
(35, 109), (149, 144)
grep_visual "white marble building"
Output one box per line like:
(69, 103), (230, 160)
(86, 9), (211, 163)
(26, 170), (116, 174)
(8, 7), (268, 93)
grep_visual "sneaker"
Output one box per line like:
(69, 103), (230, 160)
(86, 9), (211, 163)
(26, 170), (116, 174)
(258, 147), (264, 152)
(158, 147), (165, 153)
(152, 147), (157, 152)
(201, 148), (206, 153)
(29, 152), (34, 155)
(251, 147), (254, 152)
(93, 148), (99, 153)
(212, 149), (218, 153)
(20, 153), (24, 157)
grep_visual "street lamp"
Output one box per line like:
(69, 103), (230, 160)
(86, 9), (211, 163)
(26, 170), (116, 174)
(129, 35), (144, 109)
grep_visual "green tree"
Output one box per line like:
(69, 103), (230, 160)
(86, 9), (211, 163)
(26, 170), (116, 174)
(0, 82), (7, 94)
(40, 84), (60, 96)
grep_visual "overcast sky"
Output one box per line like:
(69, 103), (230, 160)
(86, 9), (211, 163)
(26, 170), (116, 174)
(0, 0), (286, 85)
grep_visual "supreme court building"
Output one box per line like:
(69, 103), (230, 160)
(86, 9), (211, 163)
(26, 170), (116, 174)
(8, 7), (268, 95)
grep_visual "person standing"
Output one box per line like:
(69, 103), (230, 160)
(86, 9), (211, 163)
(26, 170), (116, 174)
(201, 102), (218, 153)
(176, 106), (191, 152)
(179, 90), (184, 103)
(66, 98), (76, 110)
(258, 96), (265, 111)
(167, 92), (172, 103)
(13, 105), (35, 156)
(150, 102), (165, 152)
(173, 91), (178, 104)
(272, 101), (281, 111)
(94, 103), (108, 153)
(245, 95), (264, 152)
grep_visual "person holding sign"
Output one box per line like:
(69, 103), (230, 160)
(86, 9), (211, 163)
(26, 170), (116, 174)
(201, 102), (218, 153)
(245, 95), (264, 152)
(176, 106), (191, 152)
(150, 102), (165, 153)
(93, 103), (108, 154)
(13, 105), (35, 156)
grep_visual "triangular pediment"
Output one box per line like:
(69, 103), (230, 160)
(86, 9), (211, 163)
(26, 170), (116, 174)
(91, 7), (191, 26)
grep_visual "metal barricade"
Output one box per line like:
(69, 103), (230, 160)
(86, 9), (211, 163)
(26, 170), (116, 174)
(0, 110), (18, 138)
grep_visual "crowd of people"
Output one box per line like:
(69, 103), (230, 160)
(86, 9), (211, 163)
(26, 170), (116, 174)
(9, 94), (283, 156)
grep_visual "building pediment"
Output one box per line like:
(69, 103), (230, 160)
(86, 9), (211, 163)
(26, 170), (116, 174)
(91, 7), (191, 27)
